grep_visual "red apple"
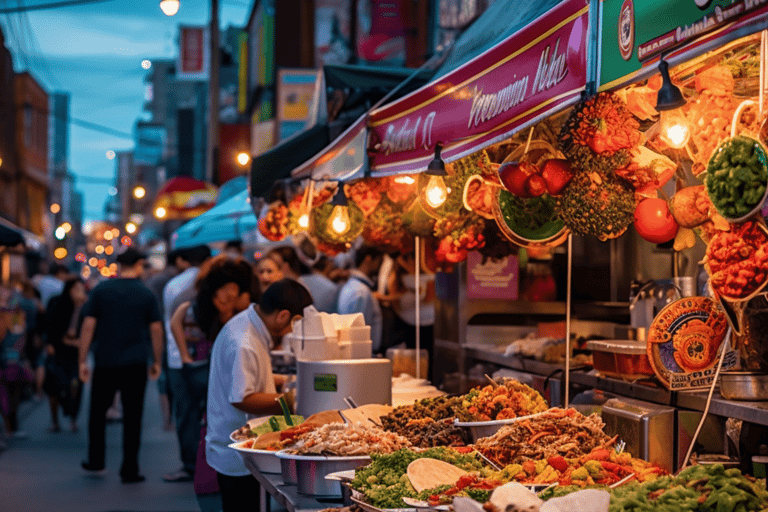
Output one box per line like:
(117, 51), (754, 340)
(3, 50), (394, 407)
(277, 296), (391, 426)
(634, 198), (679, 244)
(498, 162), (531, 197)
(525, 174), (548, 197)
(540, 159), (574, 196)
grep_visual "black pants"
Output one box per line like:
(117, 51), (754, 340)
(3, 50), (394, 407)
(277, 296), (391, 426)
(87, 364), (147, 477)
(216, 472), (260, 512)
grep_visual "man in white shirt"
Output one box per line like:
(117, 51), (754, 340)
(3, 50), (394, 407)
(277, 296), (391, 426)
(206, 279), (312, 511)
(337, 245), (385, 352)
(161, 245), (211, 482)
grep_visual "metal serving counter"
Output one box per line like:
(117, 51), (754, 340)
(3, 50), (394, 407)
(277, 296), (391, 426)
(244, 457), (344, 512)
(464, 345), (768, 426)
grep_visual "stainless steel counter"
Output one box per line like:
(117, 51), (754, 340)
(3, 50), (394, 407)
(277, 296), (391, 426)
(464, 345), (768, 426)
(244, 457), (345, 512)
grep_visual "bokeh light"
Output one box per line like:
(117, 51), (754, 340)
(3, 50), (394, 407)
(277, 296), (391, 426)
(54, 248), (68, 259)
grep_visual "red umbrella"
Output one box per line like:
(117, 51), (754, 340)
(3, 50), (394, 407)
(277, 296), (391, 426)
(153, 177), (218, 220)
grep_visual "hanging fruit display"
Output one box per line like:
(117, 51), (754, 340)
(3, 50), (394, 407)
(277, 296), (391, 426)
(344, 179), (385, 217)
(557, 92), (641, 175)
(555, 170), (636, 241)
(258, 201), (289, 242)
(432, 211), (486, 264)
(633, 198), (679, 244)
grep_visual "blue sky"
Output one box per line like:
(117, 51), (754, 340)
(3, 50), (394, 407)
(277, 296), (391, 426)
(1, 0), (250, 220)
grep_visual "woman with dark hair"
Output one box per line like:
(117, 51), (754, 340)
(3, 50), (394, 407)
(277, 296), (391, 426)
(169, 254), (253, 509)
(44, 277), (87, 432)
(171, 255), (253, 369)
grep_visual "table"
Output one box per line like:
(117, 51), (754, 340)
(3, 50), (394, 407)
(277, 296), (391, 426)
(244, 457), (346, 512)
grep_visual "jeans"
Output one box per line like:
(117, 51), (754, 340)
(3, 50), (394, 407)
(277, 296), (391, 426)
(168, 367), (201, 475)
(87, 364), (147, 477)
(216, 472), (259, 512)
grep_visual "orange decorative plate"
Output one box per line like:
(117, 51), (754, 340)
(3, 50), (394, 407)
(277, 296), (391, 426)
(646, 297), (733, 390)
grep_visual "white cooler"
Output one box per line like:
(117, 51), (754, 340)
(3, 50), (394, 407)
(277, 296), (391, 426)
(296, 359), (392, 417)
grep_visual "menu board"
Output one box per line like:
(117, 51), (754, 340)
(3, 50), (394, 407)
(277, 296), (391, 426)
(467, 251), (519, 300)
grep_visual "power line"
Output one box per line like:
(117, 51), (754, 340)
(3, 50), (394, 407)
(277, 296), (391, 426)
(0, 0), (112, 14)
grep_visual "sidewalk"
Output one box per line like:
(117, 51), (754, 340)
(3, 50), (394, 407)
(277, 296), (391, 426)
(0, 378), (201, 512)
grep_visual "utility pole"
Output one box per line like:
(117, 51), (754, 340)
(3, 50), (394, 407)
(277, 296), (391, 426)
(206, 0), (220, 185)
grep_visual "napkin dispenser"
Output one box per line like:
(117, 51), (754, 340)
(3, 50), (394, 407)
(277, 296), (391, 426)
(600, 397), (675, 473)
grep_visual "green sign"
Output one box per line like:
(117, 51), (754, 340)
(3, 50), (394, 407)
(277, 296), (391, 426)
(314, 373), (338, 392)
(599, 0), (768, 89)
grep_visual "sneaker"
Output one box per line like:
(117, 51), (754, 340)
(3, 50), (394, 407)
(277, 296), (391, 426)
(81, 460), (107, 477)
(162, 469), (194, 482)
(121, 474), (146, 484)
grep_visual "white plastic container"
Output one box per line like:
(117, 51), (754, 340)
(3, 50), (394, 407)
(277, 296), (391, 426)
(287, 334), (343, 361)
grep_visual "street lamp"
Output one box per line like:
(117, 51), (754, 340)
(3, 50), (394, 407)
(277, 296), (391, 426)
(237, 152), (250, 166)
(133, 185), (146, 200)
(160, 0), (219, 185)
(159, 0), (180, 16)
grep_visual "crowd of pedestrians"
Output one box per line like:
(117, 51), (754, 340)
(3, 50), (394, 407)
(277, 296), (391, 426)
(0, 238), (436, 512)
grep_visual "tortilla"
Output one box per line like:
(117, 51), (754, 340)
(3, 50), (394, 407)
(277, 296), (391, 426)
(340, 404), (394, 426)
(252, 431), (282, 450)
(303, 410), (344, 426)
(407, 458), (468, 493)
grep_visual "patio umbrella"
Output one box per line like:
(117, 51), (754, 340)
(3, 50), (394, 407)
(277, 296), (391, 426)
(171, 189), (256, 249)
(0, 223), (24, 247)
(153, 176), (218, 220)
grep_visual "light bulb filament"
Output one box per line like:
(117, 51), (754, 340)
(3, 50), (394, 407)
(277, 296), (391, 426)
(328, 205), (350, 235)
(424, 175), (448, 208)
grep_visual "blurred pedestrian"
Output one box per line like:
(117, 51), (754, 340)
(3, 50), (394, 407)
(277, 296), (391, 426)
(32, 263), (69, 309)
(44, 278), (87, 433)
(337, 245), (385, 353)
(145, 249), (184, 432)
(162, 245), (211, 483)
(169, 254), (252, 510)
(206, 279), (312, 511)
(0, 283), (34, 440)
(78, 247), (163, 483)
(251, 253), (285, 303)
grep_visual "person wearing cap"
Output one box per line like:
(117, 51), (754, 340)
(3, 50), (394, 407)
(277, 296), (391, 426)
(77, 247), (163, 484)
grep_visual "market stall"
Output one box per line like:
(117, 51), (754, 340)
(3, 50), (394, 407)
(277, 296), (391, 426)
(238, 0), (768, 509)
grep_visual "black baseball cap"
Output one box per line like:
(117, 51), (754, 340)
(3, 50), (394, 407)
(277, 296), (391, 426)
(115, 247), (147, 266)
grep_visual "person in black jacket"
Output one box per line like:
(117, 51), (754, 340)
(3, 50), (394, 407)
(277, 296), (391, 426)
(44, 278), (87, 433)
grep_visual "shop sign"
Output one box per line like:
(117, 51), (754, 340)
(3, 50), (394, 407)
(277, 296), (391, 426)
(368, 0), (589, 175)
(466, 251), (519, 300)
(178, 26), (208, 81)
(600, 0), (768, 90)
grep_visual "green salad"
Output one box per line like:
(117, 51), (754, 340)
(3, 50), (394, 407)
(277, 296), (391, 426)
(350, 448), (487, 509)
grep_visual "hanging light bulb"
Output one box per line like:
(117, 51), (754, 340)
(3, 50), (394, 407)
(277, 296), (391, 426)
(298, 214), (310, 229)
(655, 57), (689, 148)
(422, 144), (448, 209)
(659, 109), (691, 148)
(327, 182), (350, 236)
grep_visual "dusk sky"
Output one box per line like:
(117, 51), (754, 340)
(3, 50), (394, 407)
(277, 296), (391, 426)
(1, 0), (250, 221)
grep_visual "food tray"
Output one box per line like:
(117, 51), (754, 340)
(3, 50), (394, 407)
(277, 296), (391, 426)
(454, 410), (550, 442)
(228, 441), (281, 474)
(585, 339), (655, 381)
(350, 495), (414, 512)
(276, 451), (371, 497)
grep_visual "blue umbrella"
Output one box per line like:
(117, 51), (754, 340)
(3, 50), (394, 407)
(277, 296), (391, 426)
(172, 189), (257, 249)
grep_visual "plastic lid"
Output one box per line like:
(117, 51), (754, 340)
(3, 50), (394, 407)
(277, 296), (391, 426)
(586, 339), (647, 355)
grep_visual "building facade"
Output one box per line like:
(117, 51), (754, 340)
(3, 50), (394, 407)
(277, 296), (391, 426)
(14, 71), (49, 237)
(0, 28), (19, 225)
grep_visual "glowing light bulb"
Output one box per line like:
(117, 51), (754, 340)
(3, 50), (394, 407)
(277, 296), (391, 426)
(237, 152), (250, 166)
(50, 203), (60, 214)
(298, 214), (309, 229)
(159, 0), (179, 16)
(54, 248), (68, 259)
(659, 110), (690, 149)
(125, 222), (137, 234)
(55, 227), (66, 240)
(424, 175), (448, 209)
(394, 175), (416, 185)
(61, 222), (72, 233)
(155, 206), (167, 219)
(328, 205), (350, 235)
(133, 186), (146, 199)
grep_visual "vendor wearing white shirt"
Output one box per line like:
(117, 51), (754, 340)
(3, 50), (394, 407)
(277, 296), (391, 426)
(206, 279), (312, 511)
(337, 245), (385, 353)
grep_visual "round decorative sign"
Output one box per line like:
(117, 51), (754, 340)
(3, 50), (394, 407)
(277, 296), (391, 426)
(647, 297), (730, 390)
